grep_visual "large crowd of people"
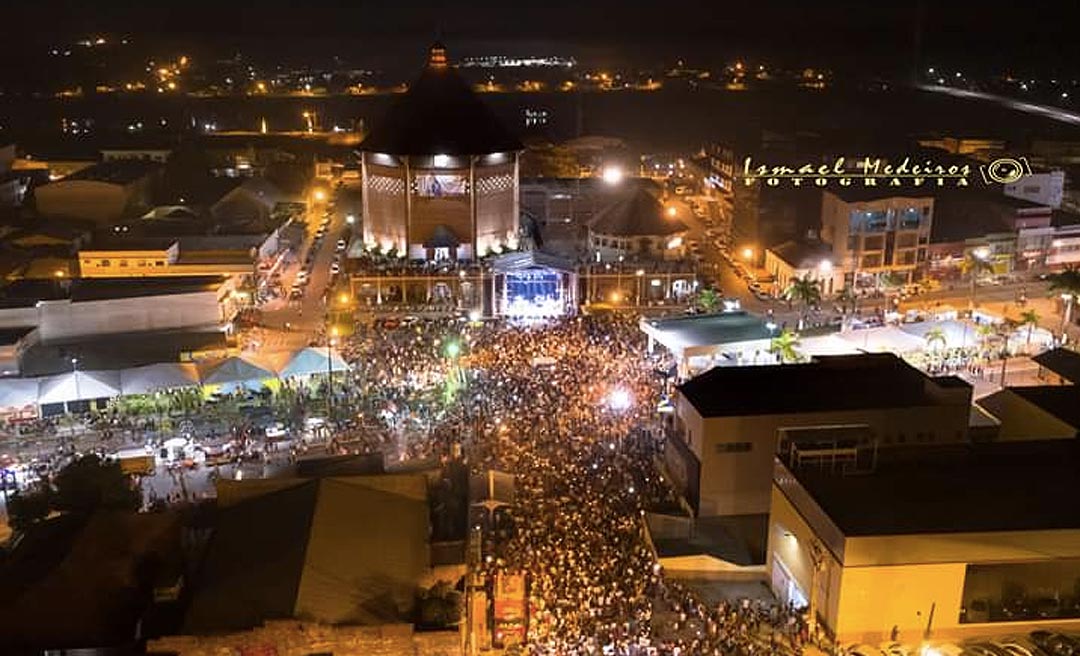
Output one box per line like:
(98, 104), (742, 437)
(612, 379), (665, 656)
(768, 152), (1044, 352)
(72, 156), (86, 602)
(334, 313), (816, 655)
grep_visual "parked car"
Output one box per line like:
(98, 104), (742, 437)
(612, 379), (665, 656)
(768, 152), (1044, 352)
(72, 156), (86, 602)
(1029, 631), (1078, 656)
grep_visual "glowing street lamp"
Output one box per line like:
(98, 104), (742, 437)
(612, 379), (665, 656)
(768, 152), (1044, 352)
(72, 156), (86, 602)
(445, 341), (461, 358)
(818, 259), (833, 274)
(666, 206), (678, 218)
(601, 165), (624, 185)
(742, 247), (754, 261)
(345, 214), (356, 225)
(312, 189), (327, 203)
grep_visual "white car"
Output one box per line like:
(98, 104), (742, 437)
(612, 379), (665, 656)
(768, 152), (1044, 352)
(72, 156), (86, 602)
(336, 238), (347, 251)
(265, 423), (288, 439)
(330, 262), (340, 274)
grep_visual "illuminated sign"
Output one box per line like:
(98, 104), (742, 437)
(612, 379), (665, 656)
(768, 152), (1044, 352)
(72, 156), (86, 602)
(416, 174), (468, 197)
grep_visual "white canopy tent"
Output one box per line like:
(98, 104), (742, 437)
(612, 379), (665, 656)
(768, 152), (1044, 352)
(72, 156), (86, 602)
(899, 319), (978, 350)
(38, 370), (122, 404)
(1007, 325), (1055, 353)
(838, 326), (927, 354)
(274, 347), (349, 379)
(0, 378), (41, 410)
(198, 356), (275, 393)
(119, 363), (201, 395)
(799, 334), (863, 357)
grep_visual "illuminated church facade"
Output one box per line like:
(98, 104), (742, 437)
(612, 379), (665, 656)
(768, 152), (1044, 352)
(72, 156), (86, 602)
(360, 43), (523, 261)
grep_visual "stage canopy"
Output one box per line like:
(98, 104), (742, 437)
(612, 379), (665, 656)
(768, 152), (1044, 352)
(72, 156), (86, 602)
(119, 363), (201, 395)
(38, 370), (122, 404)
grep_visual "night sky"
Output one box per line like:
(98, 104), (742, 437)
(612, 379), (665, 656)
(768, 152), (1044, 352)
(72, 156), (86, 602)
(4, 1), (1080, 77)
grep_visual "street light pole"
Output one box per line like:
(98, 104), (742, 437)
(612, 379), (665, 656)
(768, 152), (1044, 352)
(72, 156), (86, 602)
(1060, 294), (1074, 341)
(806, 538), (826, 641)
(327, 332), (338, 421)
(71, 357), (80, 414)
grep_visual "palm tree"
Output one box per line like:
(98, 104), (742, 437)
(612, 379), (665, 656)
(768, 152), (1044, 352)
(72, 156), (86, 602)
(836, 286), (858, 315)
(696, 288), (720, 313)
(924, 327), (947, 352)
(783, 276), (822, 323)
(1019, 309), (1040, 349)
(769, 329), (802, 363)
(980, 324), (993, 358)
(879, 271), (905, 290)
(1048, 268), (1080, 335)
(962, 250), (994, 309)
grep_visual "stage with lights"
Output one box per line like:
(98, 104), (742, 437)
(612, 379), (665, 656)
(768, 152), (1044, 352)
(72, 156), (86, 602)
(491, 251), (578, 318)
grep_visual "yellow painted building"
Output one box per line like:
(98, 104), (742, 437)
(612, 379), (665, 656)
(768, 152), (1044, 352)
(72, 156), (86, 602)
(767, 443), (1080, 645)
(78, 241), (255, 278)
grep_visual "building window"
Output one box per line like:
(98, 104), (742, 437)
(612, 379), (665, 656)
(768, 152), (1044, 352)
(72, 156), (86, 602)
(715, 441), (752, 454)
(100, 259), (111, 266)
(156, 261), (165, 266)
(863, 235), (885, 251)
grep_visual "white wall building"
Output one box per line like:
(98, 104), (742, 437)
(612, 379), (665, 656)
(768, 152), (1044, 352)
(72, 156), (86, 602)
(1004, 170), (1064, 208)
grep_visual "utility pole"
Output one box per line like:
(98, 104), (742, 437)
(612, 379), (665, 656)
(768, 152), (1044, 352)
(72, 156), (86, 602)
(806, 539), (827, 640)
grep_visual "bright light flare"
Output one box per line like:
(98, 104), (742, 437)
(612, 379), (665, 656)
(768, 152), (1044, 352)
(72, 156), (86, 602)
(607, 388), (632, 412)
(601, 165), (624, 185)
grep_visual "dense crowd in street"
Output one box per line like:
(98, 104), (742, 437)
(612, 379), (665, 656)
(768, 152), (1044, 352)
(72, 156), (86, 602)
(335, 313), (816, 655)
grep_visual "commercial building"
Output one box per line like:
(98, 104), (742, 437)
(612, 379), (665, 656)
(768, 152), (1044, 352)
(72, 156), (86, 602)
(145, 471), (462, 656)
(764, 240), (842, 296)
(34, 160), (163, 224)
(359, 43), (524, 261)
(77, 235), (275, 279)
(0, 276), (228, 344)
(975, 382), (1080, 441)
(101, 147), (173, 164)
(767, 440), (1080, 644)
(1005, 170), (1065, 208)
(669, 353), (972, 516)
(929, 191), (1057, 276)
(587, 185), (688, 262)
(820, 189), (933, 289)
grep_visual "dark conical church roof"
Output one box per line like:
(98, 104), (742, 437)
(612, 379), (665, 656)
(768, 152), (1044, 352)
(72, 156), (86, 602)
(361, 43), (523, 157)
